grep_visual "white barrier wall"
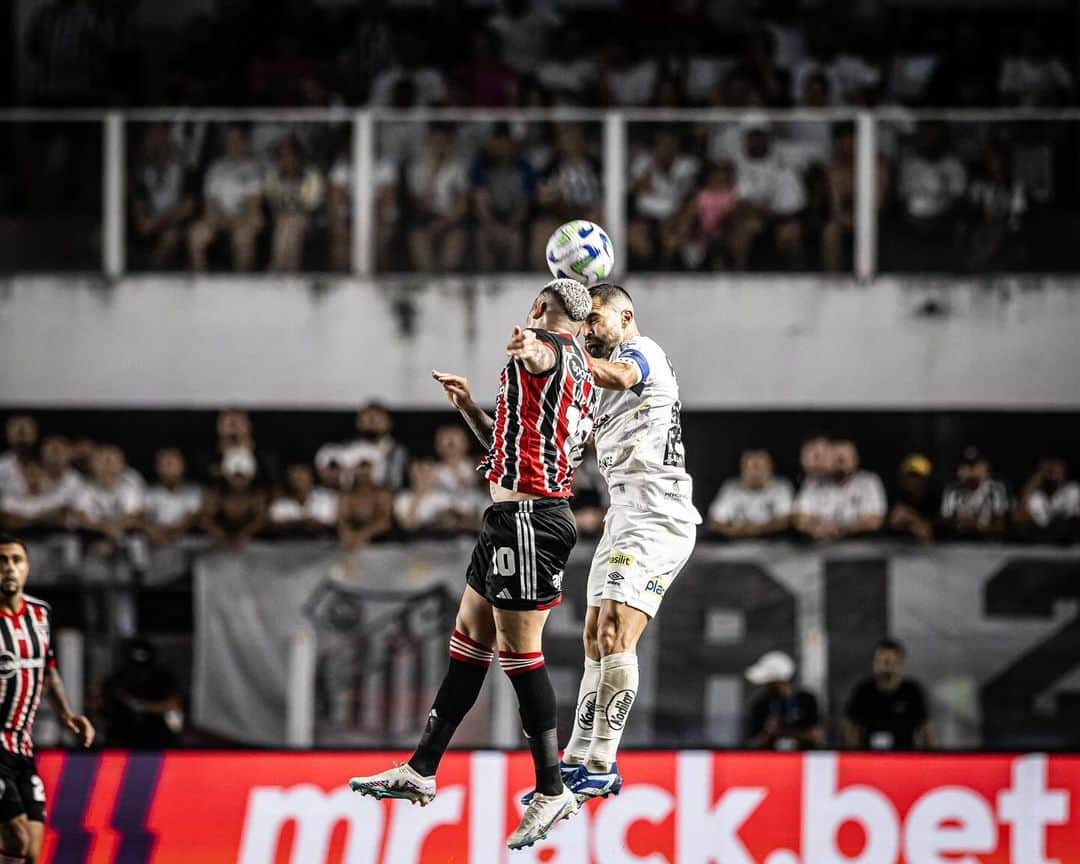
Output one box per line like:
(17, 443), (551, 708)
(4, 275), (1080, 408)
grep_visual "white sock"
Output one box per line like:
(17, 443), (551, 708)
(562, 657), (601, 765)
(586, 652), (638, 773)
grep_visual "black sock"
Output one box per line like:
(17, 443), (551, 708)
(408, 657), (489, 776)
(505, 662), (561, 795)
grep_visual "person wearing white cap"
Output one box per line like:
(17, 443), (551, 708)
(200, 447), (268, 551)
(744, 650), (823, 750)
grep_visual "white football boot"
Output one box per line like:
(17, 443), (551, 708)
(506, 785), (579, 850)
(348, 763), (436, 806)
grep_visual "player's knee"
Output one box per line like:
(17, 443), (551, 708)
(596, 617), (623, 656)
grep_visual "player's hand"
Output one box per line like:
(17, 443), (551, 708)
(506, 326), (538, 360)
(432, 370), (476, 412)
(64, 714), (95, 748)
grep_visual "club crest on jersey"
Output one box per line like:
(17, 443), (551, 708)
(566, 352), (587, 383)
(0, 651), (17, 680)
(609, 551), (635, 568)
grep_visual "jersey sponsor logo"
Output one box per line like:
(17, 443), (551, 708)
(606, 689), (635, 730)
(566, 352), (587, 383)
(645, 579), (666, 597)
(551, 570), (564, 592)
(0, 651), (47, 679)
(608, 552), (635, 568)
(576, 691), (597, 729)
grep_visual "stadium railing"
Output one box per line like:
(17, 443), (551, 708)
(5, 108), (1080, 279)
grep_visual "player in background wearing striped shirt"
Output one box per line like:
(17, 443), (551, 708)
(349, 279), (597, 850)
(0, 536), (93, 864)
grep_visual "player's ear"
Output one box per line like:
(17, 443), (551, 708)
(622, 308), (634, 327)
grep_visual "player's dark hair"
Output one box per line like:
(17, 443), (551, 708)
(0, 534), (28, 556)
(875, 638), (905, 657)
(590, 283), (634, 308)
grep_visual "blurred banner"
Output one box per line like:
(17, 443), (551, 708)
(35, 749), (1080, 864)
(192, 542), (1080, 750)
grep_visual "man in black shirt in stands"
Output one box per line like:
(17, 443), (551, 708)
(845, 638), (936, 751)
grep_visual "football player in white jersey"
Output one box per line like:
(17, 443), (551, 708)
(550, 283), (701, 799)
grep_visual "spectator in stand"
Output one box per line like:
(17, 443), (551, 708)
(487, 0), (561, 75)
(201, 448), (268, 552)
(821, 124), (892, 272)
(0, 415), (39, 499)
(470, 124), (537, 271)
(369, 33), (447, 107)
(845, 638), (935, 751)
(999, 27), (1074, 108)
(790, 24), (879, 107)
(327, 142), (356, 272)
(262, 136), (325, 273)
(679, 159), (739, 270)
(338, 459), (393, 549)
(708, 449), (793, 539)
(531, 123), (603, 263)
(131, 122), (194, 270)
(1016, 457), (1080, 542)
(188, 126), (263, 272)
(795, 440), (885, 541)
(940, 447), (1009, 539)
(268, 463), (338, 538)
(341, 403), (408, 492)
(892, 123), (966, 271)
(628, 129), (700, 268)
(728, 118), (806, 270)
(207, 409), (276, 486)
(536, 27), (594, 106)
(888, 453), (938, 543)
(314, 444), (349, 492)
(964, 144), (1027, 271)
(407, 124), (469, 273)
(38, 435), (84, 511)
(74, 446), (145, 556)
(570, 442), (608, 535)
(596, 36), (658, 107)
(432, 426), (478, 498)
(450, 29), (517, 108)
(102, 636), (183, 748)
(142, 448), (203, 546)
(394, 460), (474, 534)
(0, 461), (65, 536)
(744, 651), (823, 751)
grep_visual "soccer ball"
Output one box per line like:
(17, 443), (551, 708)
(545, 219), (615, 286)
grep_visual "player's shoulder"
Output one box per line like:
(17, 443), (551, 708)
(24, 594), (52, 613)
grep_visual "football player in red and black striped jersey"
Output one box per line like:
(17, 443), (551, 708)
(350, 279), (597, 849)
(0, 535), (93, 864)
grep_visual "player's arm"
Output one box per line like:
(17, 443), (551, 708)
(589, 357), (642, 391)
(432, 370), (494, 450)
(506, 326), (557, 375)
(44, 667), (94, 747)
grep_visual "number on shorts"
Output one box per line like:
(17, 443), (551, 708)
(31, 775), (45, 802)
(493, 547), (517, 577)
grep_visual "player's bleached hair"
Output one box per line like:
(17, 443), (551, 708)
(589, 283), (634, 308)
(541, 278), (592, 322)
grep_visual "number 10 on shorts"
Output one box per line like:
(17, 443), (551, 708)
(492, 547), (517, 577)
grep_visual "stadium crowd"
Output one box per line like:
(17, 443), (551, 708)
(7, 0), (1080, 273)
(2, 410), (1077, 556)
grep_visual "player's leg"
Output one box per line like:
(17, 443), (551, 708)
(578, 513), (697, 789)
(24, 822), (41, 864)
(0, 814), (30, 863)
(562, 520), (612, 767)
(495, 605), (578, 849)
(348, 584), (495, 803)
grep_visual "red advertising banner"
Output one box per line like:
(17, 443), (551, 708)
(34, 750), (1080, 864)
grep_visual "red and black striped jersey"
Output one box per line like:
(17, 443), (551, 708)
(480, 329), (597, 498)
(0, 596), (55, 757)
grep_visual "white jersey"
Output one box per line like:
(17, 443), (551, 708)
(593, 335), (701, 524)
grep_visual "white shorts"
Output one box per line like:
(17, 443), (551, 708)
(586, 506), (697, 618)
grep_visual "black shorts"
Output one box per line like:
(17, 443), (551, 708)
(466, 499), (577, 611)
(0, 751), (45, 823)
